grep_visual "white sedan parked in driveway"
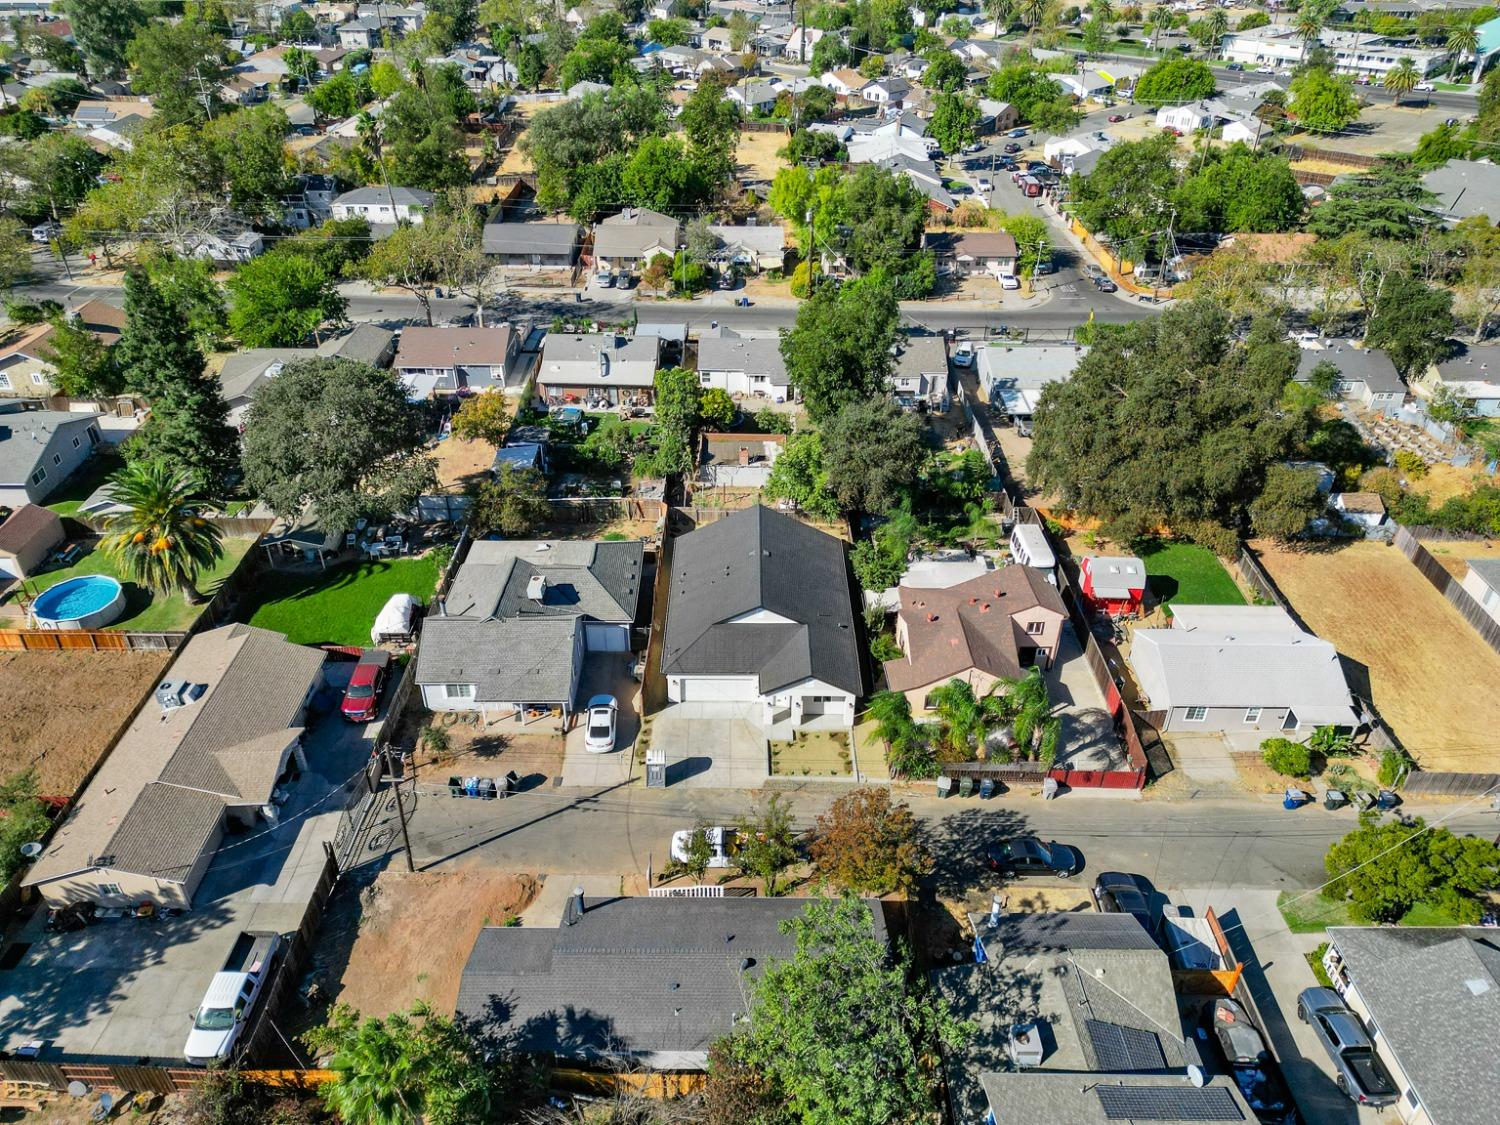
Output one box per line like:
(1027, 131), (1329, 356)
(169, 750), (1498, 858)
(998, 273), (1021, 290)
(583, 694), (618, 753)
(671, 826), (737, 868)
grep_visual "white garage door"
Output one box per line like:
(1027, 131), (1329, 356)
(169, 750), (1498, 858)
(584, 622), (629, 652)
(679, 677), (759, 702)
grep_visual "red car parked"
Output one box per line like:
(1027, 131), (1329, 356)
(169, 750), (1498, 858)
(341, 650), (390, 722)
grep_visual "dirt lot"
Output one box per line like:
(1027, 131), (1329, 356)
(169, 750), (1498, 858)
(409, 716), (566, 785)
(735, 128), (788, 183)
(1420, 536), (1500, 579)
(312, 869), (539, 1020)
(1254, 539), (1500, 771)
(0, 651), (169, 795)
(1407, 461), (1488, 505)
(431, 433), (497, 490)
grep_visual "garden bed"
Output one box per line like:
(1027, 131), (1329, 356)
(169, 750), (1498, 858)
(770, 730), (853, 777)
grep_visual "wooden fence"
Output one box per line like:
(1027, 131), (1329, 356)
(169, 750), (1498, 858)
(0, 628), (184, 652)
(1393, 523), (1500, 656)
(641, 537), (673, 715)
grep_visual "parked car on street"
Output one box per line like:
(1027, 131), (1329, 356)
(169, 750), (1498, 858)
(1209, 999), (1298, 1125)
(30, 221), (61, 243)
(184, 932), (282, 1066)
(584, 694), (618, 753)
(1095, 277), (1118, 292)
(1297, 988), (1400, 1108)
(1009, 128), (1027, 138)
(987, 836), (1082, 877)
(671, 826), (737, 868)
(952, 340), (975, 367)
(1108, 113), (1125, 122)
(1091, 871), (1157, 931)
(1226, 62), (1244, 71)
(976, 177), (993, 192)
(341, 650), (390, 723)
(1004, 142), (1023, 153)
(1415, 81), (1434, 92)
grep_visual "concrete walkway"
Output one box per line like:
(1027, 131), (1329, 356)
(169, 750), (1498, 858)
(520, 873), (628, 926)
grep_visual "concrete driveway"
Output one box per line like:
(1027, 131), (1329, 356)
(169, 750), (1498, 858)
(561, 653), (639, 787)
(1164, 731), (1240, 785)
(647, 701), (768, 788)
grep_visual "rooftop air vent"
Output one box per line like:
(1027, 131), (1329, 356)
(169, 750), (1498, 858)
(527, 574), (548, 602)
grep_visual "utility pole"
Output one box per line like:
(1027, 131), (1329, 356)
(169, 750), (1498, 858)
(382, 744), (415, 873)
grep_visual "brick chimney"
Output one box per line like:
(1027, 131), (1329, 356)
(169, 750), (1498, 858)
(738, 445), (750, 466)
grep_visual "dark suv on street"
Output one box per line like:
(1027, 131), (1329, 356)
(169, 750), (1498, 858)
(986, 836), (1082, 877)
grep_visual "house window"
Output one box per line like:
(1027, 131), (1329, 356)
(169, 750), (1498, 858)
(51, 453), (61, 466)
(31, 372), (45, 385)
(700, 373), (712, 385)
(1244, 708), (1262, 724)
(97, 882), (123, 897)
(751, 374), (766, 383)
(922, 693), (939, 711)
(1024, 620), (1045, 635)
(0, 372), (10, 389)
(444, 683), (475, 699)
(1184, 706), (1208, 722)
(72, 436), (81, 448)
(29, 466), (46, 486)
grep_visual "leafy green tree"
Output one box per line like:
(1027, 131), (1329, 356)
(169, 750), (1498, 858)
(101, 461), (225, 602)
(1365, 271), (1454, 378)
(1069, 133), (1179, 256)
(927, 678), (987, 759)
(1307, 160), (1436, 240)
(126, 16), (228, 125)
(304, 1002), (508, 1125)
(1261, 737), (1311, 778)
(1289, 68), (1361, 134)
(1027, 303), (1305, 536)
(450, 391), (513, 446)
(851, 538), (905, 591)
(1133, 57), (1216, 105)
(514, 41), (545, 90)
(205, 105), (294, 208)
(0, 769), (52, 884)
(645, 366), (703, 475)
(998, 213), (1052, 276)
(821, 399), (925, 514)
(17, 133), (106, 219)
(116, 268), (238, 489)
(242, 358), (436, 533)
(780, 278), (900, 422)
(928, 92), (981, 156)
(765, 431), (841, 520)
(559, 33), (633, 88)
(1323, 817), (1500, 923)
(921, 49), (966, 93)
(699, 387), (737, 429)
(308, 72), (375, 119)
(227, 250), (347, 347)
(678, 822), (715, 882)
(361, 220), (447, 326)
(987, 62), (1079, 132)
(1173, 144), (1305, 233)
(60, 0), (146, 81)
(810, 787), (932, 894)
(141, 250), (229, 352)
(783, 128), (847, 165)
(381, 71), (475, 190)
(735, 794), (799, 896)
(729, 895), (969, 1125)
(469, 464), (549, 537)
(42, 314), (120, 397)
(648, 16), (692, 44)
(429, 0), (480, 44)
(1250, 466), (1327, 541)
(281, 8), (318, 40)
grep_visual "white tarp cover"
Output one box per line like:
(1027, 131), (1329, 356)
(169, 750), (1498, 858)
(371, 593), (417, 643)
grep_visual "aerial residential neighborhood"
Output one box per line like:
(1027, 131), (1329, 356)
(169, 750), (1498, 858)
(0, 0), (1499, 1123)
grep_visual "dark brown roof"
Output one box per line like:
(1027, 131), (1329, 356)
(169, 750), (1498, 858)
(1337, 491), (1386, 514)
(884, 566), (1065, 691)
(0, 504), (62, 555)
(394, 326), (515, 370)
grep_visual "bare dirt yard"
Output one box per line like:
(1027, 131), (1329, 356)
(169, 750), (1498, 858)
(1419, 536), (1500, 580)
(0, 651), (169, 795)
(1254, 539), (1500, 772)
(431, 433), (497, 491)
(735, 128), (788, 182)
(311, 869), (539, 1021)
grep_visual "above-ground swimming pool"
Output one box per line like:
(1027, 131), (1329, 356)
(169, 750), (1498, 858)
(31, 575), (127, 630)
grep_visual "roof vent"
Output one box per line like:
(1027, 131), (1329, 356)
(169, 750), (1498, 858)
(1465, 977), (1491, 997)
(527, 574), (548, 602)
(980, 603), (991, 612)
(926, 613), (937, 622)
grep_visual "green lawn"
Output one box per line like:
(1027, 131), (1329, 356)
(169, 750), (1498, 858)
(240, 556), (440, 646)
(1140, 542), (1245, 607)
(1278, 891), (1470, 934)
(15, 536), (255, 632)
(42, 449), (125, 518)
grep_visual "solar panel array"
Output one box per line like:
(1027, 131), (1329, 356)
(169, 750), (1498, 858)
(1085, 1020), (1168, 1071)
(1094, 1085), (1244, 1122)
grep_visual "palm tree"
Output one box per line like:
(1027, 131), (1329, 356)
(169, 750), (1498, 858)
(928, 679), (986, 760)
(867, 690), (934, 778)
(1089, 0), (1114, 23)
(1148, 7), (1172, 51)
(1205, 8), (1228, 54)
(988, 0), (1017, 37)
(1295, 10), (1323, 62)
(1019, 0), (1049, 34)
(101, 461), (224, 603)
(1447, 20), (1480, 81)
(1382, 58), (1420, 105)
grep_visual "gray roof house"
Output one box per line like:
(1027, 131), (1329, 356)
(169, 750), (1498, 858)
(22, 624), (325, 909)
(1295, 341), (1405, 411)
(330, 186), (434, 236)
(394, 326), (523, 398)
(219, 348), (309, 427)
(1422, 158), (1500, 224)
(1130, 605), (1360, 733)
(1423, 343), (1500, 417)
(662, 505), (861, 729)
(1322, 926), (1500, 1125)
(891, 334), (949, 406)
(1460, 557), (1500, 624)
(538, 334), (661, 407)
(481, 221), (583, 267)
(592, 208), (682, 269)
(456, 895), (889, 1070)
(980, 344), (1088, 421)
(695, 329), (790, 403)
(415, 539), (645, 722)
(318, 323), (396, 368)
(0, 407), (102, 508)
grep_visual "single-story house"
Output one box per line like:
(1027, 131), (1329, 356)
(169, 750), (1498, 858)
(1054, 69), (1118, 100)
(330, 186), (434, 235)
(784, 25), (824, 60)
(219, 348), (310, 428)
(22, 624), (325, 909)
(697, 431), (785, 490)
(883, 566), (1067, 714)
(821, 67), (868, 98)
(929, 231), (1019, 278)
(1295, 340), (1406, 412)
(1078, 554), (1146, 617)
(662, 505), (862, 728)
(337, 15), (381, 48)
(592, 208), (682, 274)
(457, 896), (888, 1070)
(1042, 129), (1114, 169)
(0, 300), (125, 397)
(727, 80), (780, 112)
(179, 230), (264, 266)
(1320, 925), (1500, 1125)
(1460, 557), (1500, 624)
(481, 221), (583, 269)
(318, 323), (397, 369)
(1156, 101), (1214, 133)
(394, 326), (523, 398)
(0, 503), (64, 580)
(862, 76), (911, 105)
(0, 406), (102, 508)
(890, 334), (949, 408)
(708, 224), (788, 274)
(1130, 605), (1361, 733)
(416, 538), (644, 724)
(538, 334), (661, 408)
(695, 328), (789, 401)
(1419, 344), (1500, 417)
(980, 344), (1088, 421)
(1422, 158), (1500, 225)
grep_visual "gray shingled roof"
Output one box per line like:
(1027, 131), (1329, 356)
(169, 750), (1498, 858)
(0, 411), (100, 485)
(1424, 159), (1500, 223)
(1295, 342), (1405, 396)
(894, 334), (948, 378)
(456, 897), (888, 1067)
(979, 1072), (1253, 1124)
(218, 348), (310, 405)
(1328, 926), (1500, 1125)
(444, 539), (643, 624)
(415, 616), (579, 703)
(662, 506), (861, 695)
(482, 222), (582, 257)
(318, 323), (395, 366)
(96, 782), (224, 882)
(1467, 557), (1500, 591)
(695, 331), (787, 386)
(333, 186), (435, 208)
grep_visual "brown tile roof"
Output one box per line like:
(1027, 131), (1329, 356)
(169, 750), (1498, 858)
(0, 504), (62, 555)
(394, 326), (516, 370)
(953, 231), (1018, 259)
(1337, 491), (1386, 514)
(884, 566), (1065, 691)
(0, 300), (124, 364)
(97, 782), (224, 883)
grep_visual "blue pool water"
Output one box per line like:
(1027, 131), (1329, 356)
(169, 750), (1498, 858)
(33, 575), (123, 621)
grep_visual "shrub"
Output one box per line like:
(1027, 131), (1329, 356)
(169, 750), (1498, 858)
(419, 724), (452, 758)
(752, 406), (794, 434)
(1393, 449), (1428, 479)
(1262, 737), (1312, 778)
(870, 631), (903, 663)
(789, 259), (812, 298)
(1378, 747), (1411, 787)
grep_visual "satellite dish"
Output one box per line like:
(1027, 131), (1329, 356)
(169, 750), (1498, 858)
(19, 842), (42, 860)
(67, 1081), (89, 1097)
(1186, 1065), (1207, 1088)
